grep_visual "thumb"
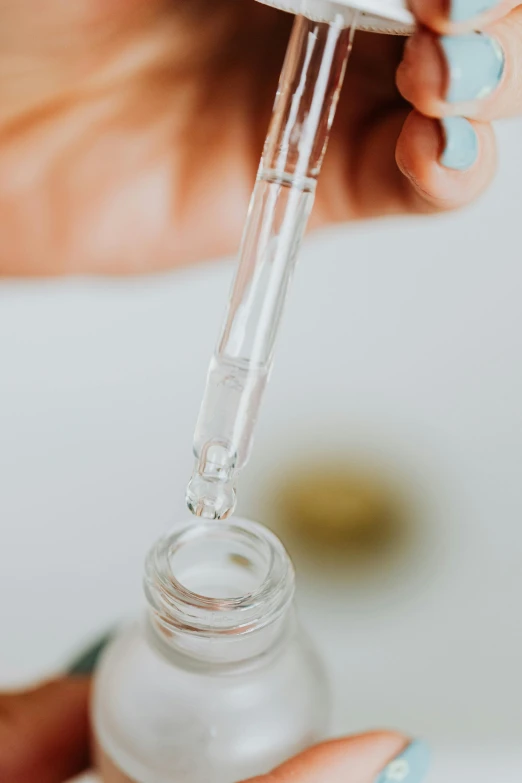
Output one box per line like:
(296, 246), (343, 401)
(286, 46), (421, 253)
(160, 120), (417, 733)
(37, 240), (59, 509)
(245, 732), (430, 783)
(0, 678), (91, 783)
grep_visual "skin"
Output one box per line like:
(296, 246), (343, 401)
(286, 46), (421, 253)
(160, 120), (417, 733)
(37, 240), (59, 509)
(0, 677), (408, 783)
(0, 680), (91, 783)
(1, 0), (519, 275)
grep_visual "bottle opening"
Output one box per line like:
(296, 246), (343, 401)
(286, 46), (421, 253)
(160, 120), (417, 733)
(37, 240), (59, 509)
(144, 518), (295, 640)
(168, 523), (273, 600)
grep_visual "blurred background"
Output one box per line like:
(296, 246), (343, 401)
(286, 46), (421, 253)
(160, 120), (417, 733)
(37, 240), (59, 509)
(1, 119), (522, 780)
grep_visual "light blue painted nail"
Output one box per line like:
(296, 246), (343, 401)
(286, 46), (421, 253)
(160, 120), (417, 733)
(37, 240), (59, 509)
(374, 740), (431, 783)
(450, 0), (499, 23)
(441, 117), (479, 171)
(441, 33), (505, 103)
(67, 630), (114, 676)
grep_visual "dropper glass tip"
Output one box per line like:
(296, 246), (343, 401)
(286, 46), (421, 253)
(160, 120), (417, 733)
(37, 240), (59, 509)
(186, 473), (237, 521)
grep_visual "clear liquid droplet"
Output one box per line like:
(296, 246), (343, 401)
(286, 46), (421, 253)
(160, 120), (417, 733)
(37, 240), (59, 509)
(186, 472), (237, 521)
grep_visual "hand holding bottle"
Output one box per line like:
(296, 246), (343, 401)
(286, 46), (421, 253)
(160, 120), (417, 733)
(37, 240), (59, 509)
(0, 675), (429, 783)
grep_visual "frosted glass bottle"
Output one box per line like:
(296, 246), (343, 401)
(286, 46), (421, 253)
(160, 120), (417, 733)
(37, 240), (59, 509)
(92, 518), (329, 783)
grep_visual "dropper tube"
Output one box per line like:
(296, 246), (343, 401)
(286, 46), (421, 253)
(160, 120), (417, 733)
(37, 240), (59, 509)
(187, 10), (357, 520)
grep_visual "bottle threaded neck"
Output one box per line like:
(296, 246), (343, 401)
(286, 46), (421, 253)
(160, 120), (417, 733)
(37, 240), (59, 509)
(144, 518), (295, 663)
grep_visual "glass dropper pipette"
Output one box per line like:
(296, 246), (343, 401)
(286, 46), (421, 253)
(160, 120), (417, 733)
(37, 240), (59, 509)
(186, 10), (358, 520)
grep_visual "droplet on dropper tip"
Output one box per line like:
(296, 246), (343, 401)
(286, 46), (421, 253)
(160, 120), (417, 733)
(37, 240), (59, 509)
(186, 473), (237, 521)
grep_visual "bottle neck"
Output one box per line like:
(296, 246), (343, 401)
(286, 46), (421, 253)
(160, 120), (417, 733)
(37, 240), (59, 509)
(143, 519), (295, 666)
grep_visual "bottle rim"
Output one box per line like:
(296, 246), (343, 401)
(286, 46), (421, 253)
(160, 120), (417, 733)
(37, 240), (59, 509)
(144, 518), (295, 638)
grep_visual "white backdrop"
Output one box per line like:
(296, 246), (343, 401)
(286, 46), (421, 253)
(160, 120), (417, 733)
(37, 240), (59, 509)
(1, 118), (522, 780)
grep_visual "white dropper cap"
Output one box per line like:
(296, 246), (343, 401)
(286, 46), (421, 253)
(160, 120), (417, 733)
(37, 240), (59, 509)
(255, 0), (414, 34)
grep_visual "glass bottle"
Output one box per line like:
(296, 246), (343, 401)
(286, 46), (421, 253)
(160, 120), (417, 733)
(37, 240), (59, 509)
(92, 518), (329, 783)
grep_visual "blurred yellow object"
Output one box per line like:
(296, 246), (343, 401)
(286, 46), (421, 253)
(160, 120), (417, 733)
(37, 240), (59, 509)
(278, 464), (403, 550)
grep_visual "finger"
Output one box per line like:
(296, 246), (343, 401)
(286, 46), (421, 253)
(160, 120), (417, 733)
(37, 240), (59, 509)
(410, 0), (519, 35)
(327, 104), (494, 220)
(397, 5), (522, 121)
(243, 732), (430, 783)
(396, 111), (497, 212)
(0, 678), (91, 783)
(410, 0), (518, 33)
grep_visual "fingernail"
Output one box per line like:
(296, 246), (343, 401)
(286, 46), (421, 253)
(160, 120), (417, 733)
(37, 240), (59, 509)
(450, 0), (499, 23)
(374, 740), (430, 783)
(440, 117), (479, 170)
(441, 32), (505, 103)
(66, 631), (113, 676)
